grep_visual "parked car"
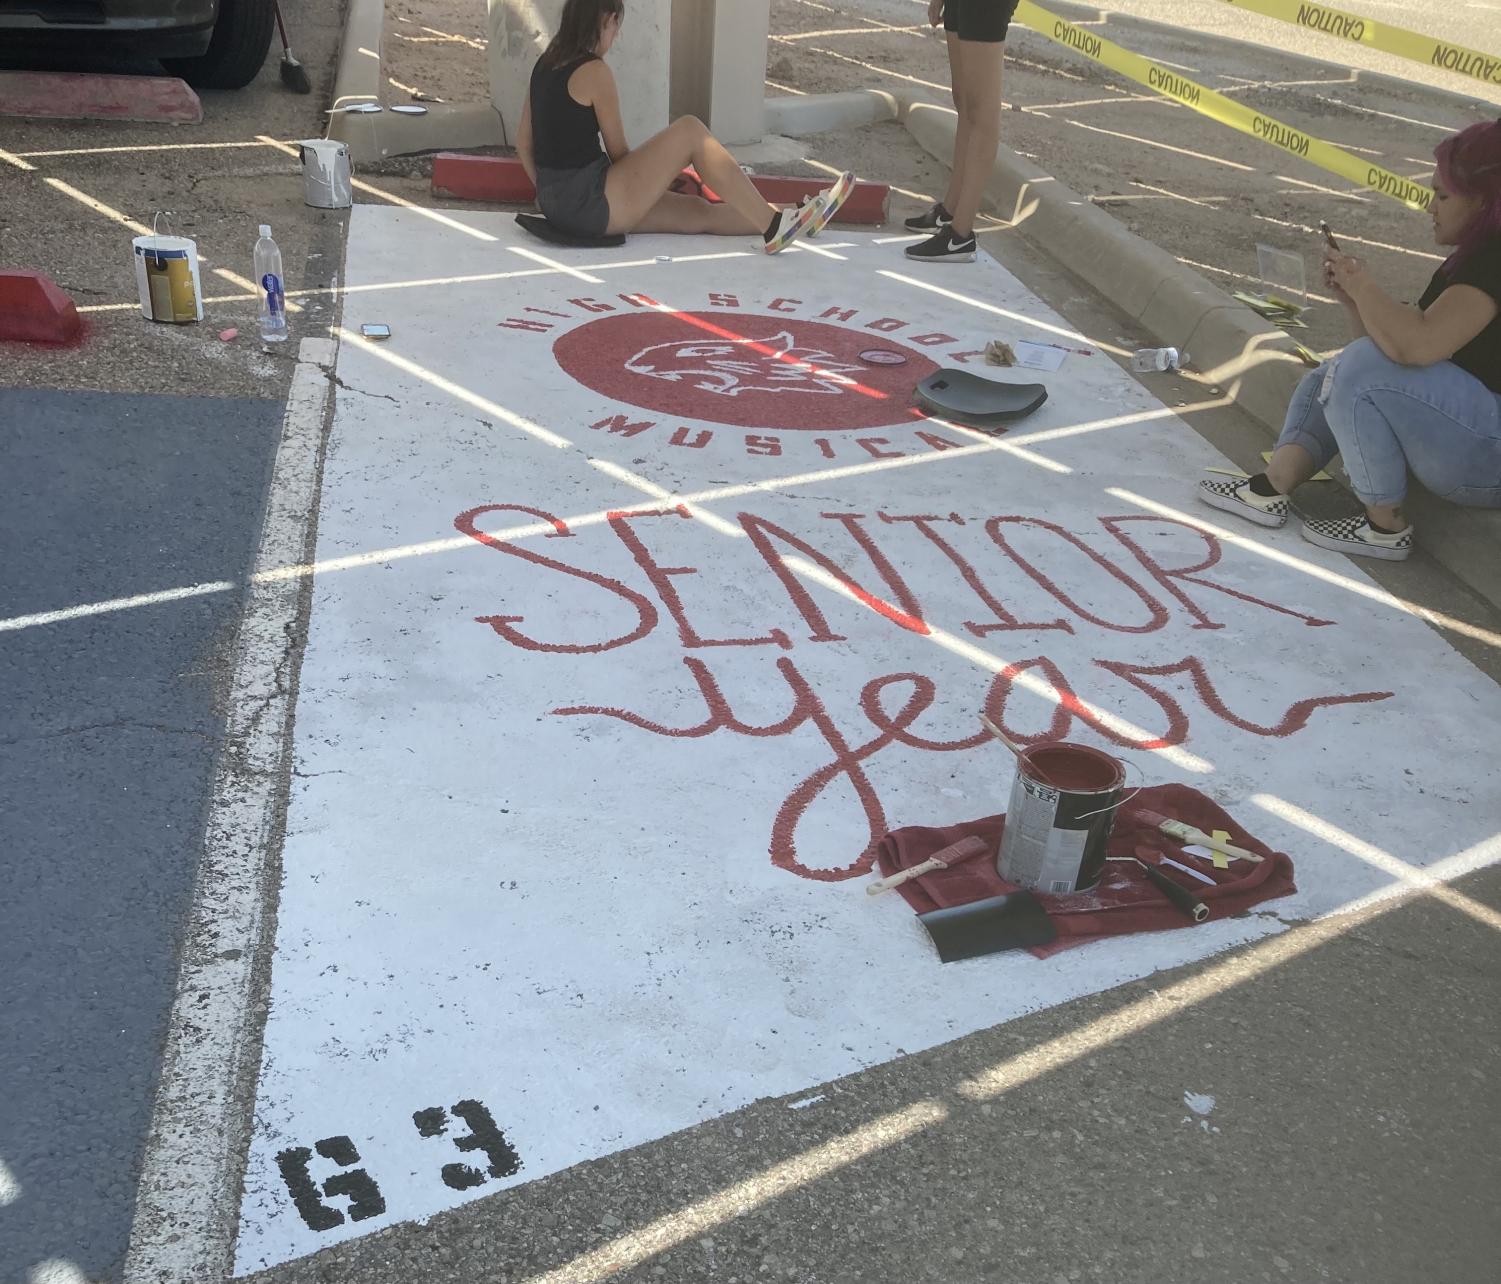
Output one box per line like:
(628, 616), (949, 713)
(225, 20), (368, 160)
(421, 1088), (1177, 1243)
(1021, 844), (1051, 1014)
(0, 0), (275, 89)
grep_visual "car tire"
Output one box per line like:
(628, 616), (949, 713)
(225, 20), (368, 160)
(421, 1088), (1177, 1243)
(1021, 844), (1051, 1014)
(163, 0), (276, 90)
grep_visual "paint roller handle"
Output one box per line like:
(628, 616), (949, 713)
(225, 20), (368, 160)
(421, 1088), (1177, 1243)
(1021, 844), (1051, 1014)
(1140, 861), (1210, 923)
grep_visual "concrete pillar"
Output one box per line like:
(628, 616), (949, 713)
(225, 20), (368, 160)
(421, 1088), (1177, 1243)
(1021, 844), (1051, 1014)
(488, 0), (671, 150)
(670, 0), (770, 146)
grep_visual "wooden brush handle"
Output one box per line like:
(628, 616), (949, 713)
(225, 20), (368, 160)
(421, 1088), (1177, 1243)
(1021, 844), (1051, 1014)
(867, 858), (942, 896)
(867, 836), (989, 897)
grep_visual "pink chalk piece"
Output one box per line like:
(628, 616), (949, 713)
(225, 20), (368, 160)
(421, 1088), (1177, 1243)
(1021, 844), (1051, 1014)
(219, 328), (239, 342)
(0, 71), (202, 124)
(0, 270), (84, 345)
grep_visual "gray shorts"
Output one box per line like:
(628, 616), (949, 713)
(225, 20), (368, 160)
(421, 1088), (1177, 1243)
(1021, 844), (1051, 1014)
(536, 155), (612, 238)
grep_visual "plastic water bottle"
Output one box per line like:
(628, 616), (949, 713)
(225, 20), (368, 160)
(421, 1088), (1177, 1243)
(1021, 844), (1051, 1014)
(255, 224), (288, 342)
(1131, 346), (1183, 373)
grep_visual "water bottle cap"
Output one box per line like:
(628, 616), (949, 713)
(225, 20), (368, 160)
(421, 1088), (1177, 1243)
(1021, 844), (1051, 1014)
(259, 224), (272, 238)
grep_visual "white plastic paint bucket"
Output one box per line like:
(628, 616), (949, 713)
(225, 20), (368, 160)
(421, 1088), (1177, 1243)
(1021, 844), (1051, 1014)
(997, 742), (1125, 893)
(299, 138), (352, 209)
(132, 232), (203, 324)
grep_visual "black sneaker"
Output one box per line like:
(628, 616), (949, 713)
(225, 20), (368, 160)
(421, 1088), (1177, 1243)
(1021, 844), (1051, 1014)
(904, 202), (952, 233)
(905, 226), (976, 263)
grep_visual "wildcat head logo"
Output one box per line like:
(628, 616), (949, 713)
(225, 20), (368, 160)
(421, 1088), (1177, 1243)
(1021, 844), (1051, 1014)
(553, 311), (940, 433)
(624, 332), (863, 398)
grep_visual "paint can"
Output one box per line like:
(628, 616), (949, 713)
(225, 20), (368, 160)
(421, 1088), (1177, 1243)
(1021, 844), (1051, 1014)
(132, 212), (202, 325)
(298, 138), (353, 209)
(997, 742), (1125, 894)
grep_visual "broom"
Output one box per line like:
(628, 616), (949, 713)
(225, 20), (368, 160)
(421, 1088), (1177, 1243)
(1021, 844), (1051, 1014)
(273, 0), (312, 94)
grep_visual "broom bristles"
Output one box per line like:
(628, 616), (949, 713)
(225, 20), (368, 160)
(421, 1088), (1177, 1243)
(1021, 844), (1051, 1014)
(281, 53), (312, 94)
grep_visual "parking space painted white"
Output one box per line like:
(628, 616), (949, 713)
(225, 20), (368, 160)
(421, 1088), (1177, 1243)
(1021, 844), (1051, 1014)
(234, 208), (1500, 1270)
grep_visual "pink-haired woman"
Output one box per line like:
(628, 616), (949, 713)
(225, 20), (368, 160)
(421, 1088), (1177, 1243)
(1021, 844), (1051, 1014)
(1201, 119), (1501, 561)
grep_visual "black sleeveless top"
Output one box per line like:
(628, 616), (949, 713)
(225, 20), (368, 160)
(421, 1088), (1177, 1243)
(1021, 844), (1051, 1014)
(1418, 236), (1501, 395)
(530, 55), (605, 172)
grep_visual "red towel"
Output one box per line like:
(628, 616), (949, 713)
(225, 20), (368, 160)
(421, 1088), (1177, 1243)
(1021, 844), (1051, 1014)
(876, 784), (1296, 958)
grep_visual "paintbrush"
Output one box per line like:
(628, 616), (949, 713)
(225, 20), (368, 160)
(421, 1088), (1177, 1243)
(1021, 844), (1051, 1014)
(867, 836), (989, 897)
(977, 714), (1064, 787)
(1127, 806), (1263, 864)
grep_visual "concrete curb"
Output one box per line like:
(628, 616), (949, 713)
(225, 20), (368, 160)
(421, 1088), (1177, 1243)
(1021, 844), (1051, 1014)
(892, 92), (1499, 606)
(1033, 0), (1497, 118)
(327, 0), (504, 163)
(764, 89), (900, 137)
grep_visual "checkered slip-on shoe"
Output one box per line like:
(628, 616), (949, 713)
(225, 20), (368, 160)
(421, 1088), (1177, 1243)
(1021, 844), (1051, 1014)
(1300, 513), (1413, 561)
(764, 197), (823, 254)
(904, 202), (952, 233)
(1197, 477), (1289, 528)
(802, 171), (856, 239)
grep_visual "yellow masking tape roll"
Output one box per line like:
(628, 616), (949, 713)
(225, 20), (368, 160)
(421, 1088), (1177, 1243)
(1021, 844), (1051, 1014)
(1215, 0), (1501, 88)
(1013, 0), (1433, 211)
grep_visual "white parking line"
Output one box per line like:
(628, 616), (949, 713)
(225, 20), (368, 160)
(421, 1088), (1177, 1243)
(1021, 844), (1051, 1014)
(122, 337), (338, 1284)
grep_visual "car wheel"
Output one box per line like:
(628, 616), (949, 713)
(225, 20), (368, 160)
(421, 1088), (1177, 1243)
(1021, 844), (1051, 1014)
(163, 0), (276, 90)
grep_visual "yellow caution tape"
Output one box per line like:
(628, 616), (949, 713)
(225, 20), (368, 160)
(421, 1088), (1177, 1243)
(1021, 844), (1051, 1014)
(1215, 0), (1501, 89)
(1013, 0), (1434, 211)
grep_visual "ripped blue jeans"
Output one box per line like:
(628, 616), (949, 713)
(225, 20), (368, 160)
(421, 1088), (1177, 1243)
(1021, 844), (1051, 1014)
(1277, 336), (1501, 508)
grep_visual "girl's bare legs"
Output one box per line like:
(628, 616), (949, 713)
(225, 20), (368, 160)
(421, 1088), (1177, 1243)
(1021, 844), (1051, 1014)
(631, 191), (763, 235)
(948, 37), (1006, 238)
(604, 116), (776, 236)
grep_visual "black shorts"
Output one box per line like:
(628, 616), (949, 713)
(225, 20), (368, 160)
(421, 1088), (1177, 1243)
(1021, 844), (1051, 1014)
(944, 0), (1020, 43)
(536, 153), (612, 238)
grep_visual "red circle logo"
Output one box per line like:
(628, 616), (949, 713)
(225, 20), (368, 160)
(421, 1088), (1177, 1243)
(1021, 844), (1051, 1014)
(552, 312), (940, 432)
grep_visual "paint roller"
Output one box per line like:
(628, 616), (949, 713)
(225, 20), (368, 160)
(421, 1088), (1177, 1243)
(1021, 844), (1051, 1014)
(1129, 857), (1210, 923)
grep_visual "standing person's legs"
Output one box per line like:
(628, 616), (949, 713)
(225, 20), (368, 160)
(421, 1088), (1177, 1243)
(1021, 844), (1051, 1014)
(941, 32), (970, 220)
(947, 36), (1005, 240)
(909, 0), (1009, 260)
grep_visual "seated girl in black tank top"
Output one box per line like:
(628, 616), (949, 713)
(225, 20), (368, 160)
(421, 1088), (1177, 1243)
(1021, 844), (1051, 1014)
(516, 0), (854, 251)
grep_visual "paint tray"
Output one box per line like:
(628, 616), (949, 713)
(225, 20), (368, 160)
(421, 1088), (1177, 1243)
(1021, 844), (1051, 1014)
(916, 369), (1049, 428)
(918, 892), (1057, 963)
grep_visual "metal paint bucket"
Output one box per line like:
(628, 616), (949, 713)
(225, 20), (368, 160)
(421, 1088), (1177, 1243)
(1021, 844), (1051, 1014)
(997, 742), (1125, 894)
(298, 138), (352, 209)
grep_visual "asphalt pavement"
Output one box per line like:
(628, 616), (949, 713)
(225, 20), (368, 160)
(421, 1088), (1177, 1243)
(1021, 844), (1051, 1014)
(1, 4), (346, 1280)
(0, 389), (283, 1281)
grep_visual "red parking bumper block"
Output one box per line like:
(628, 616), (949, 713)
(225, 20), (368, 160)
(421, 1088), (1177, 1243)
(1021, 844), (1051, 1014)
(0, 71), (201, 124)
(431, 153), (890, 225)
(0, 271), (85, 345)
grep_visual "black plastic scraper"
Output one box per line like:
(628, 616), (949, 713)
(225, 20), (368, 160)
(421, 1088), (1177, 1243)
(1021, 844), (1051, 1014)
(918, 891), (1057, 963)
(515, 212), (626, 249)
(916, 368), (1048, 428)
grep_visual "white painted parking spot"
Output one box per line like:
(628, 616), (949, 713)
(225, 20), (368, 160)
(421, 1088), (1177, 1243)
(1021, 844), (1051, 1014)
(233, 209), (1500, 1271)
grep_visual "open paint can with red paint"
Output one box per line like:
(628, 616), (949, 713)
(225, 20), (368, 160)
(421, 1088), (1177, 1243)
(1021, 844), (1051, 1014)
(997, 742), (1125, 894)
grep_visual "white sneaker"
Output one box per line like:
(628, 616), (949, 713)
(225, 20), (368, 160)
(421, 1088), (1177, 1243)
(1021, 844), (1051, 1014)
(1197, 477), (1289, 528)
(1299, 514), (1413, 561)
